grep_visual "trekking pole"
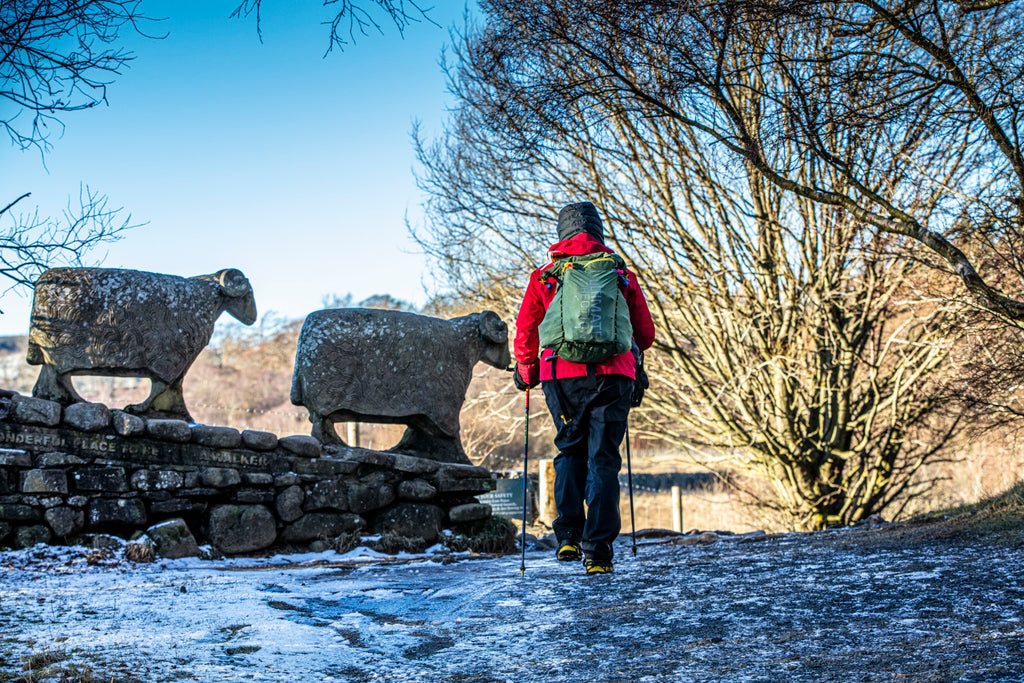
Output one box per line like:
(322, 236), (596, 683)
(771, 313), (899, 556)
(520, 387), (530, 577)
(625, 421), (637, 557)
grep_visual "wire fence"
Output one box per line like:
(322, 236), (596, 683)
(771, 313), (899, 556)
(191, 403), (309, 418)
(619, 471), (720, 494)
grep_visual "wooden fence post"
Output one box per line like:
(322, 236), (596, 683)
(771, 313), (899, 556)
(538, 459), (557, 526)
(671, 485), (683, 532)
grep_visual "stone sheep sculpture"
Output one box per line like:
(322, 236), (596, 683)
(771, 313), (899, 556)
(290, 308), (511, 464)
(26, 267), (257, 421)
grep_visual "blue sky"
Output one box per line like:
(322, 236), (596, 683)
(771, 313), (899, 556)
(0, 0), (471, 336)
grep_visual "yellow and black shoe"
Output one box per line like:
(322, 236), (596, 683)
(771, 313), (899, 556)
(556, 542), (582, 562)
(584, 558), (613, 575)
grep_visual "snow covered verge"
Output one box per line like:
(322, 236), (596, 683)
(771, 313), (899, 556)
(2, 525), (1023, 682)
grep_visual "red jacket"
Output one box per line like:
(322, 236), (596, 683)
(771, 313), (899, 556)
(514, 234), (656, 382)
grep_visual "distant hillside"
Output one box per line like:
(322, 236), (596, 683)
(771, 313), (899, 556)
(0, 335), (22, 353)
(0, 335), (34, 393)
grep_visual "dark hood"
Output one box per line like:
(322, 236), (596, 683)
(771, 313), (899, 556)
(556, 201), (605, 243)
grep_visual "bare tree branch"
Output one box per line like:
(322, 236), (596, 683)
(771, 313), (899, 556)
(408, 0), (1010, 528)
(0, 185), (140, 289)
(0, 0), (155, 151)
(230, 0), (437, 54)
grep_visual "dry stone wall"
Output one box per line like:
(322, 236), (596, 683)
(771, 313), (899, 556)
(0, 391), (495, 556)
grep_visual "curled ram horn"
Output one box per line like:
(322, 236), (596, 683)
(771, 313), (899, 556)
(217, 268), (251, 298)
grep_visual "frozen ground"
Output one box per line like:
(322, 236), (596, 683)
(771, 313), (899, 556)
(2, 525), (1023, 682)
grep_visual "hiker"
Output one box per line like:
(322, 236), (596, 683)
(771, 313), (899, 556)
(512, 201), (656, 575)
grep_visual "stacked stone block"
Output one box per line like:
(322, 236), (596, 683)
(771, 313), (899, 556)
(0, 393), (495, 555)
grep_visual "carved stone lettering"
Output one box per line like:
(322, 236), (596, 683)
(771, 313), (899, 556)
(0, 394), (497, 554)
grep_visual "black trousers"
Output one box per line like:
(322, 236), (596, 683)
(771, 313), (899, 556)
(542, 373), (632, 561)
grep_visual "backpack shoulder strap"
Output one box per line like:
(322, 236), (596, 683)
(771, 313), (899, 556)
(538, 260), (561, 289)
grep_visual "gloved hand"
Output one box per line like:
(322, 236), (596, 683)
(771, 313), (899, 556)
(630, 346), (649, 407)
(513, 361), (540, 391)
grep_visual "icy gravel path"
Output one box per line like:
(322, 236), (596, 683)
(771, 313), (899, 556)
(2, 530), (1023, 682)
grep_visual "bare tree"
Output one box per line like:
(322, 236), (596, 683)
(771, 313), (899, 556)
(450, 0), (1024, 322)
(411, 0), (990, 528)
(1, 0), (149, 300)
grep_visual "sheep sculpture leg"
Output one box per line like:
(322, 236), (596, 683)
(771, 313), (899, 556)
(126, 376), (192, 422)
(392, 427), (467, 464)
(31, 365), (84, 405)
(310, 414), (349, 447)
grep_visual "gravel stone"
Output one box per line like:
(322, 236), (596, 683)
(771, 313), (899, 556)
(111, 411), (146, 437)
(63, 403), (111, 432)
(10, 396), (61, 427)
(199, 467), (242, 488)
(276, 485), (304, 522)
(45, 506), (84, 537)
(146, 518), (200, 559)
(397, 479), (437, 501)
(21, 469), (68, 495)
(206, 504), (276, 554)
(241, 430), (278, 451)
(88, 498), (147, 528)
(190, 425), (242, 449)
(447, 503), (491, 523)
(146, 419), (191, 443)
(131, 470), (184, 491)
(278, 435), (322, 458)
(280, 512), (365, 543)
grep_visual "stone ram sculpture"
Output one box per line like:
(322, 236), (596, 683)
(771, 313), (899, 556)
(290, 308), (511, 464)
(26, 267), (257, 421)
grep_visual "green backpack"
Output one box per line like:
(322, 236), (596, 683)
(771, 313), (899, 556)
(537, 252), (633, 363)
